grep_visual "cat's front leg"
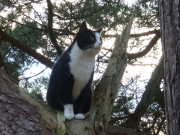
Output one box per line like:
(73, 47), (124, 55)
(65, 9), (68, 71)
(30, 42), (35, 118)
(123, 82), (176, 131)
(73, 100), (86, 120)
(73, 88), (92, 120)
(73, 97), (86, 120)
(64, 104), (74, 120)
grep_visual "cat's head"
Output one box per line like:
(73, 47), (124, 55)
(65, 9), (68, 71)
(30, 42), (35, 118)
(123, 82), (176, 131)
(75, 22), (102, 54)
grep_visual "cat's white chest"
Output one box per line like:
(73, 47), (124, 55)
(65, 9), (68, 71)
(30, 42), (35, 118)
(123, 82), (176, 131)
(69, 42), (95, 99)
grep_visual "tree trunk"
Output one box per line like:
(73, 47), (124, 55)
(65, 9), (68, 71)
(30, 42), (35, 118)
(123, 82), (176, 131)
(0, 69), (57, 135)
(159, 0), (180, 134)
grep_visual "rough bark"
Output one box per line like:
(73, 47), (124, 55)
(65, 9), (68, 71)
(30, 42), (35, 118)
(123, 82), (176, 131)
(0, 69), (57, 135)
(159, 0), (180, 134)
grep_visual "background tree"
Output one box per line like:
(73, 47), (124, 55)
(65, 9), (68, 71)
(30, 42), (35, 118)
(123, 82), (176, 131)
(0, 0), (165, 134)
(159, 0), (180, 134)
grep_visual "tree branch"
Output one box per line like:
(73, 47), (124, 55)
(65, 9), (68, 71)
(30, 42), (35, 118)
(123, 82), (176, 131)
(123, 58), (163, 129)
(106, 127), (150, 135)
(127, 31), (160, 60)
(0, 69), (57, 134)
(46, 0), (63, 56)
(130, 29), (160, 38)
(91, 17), (133, 134)
(102, 29), (160, 38)
(0, 28), (54, 68)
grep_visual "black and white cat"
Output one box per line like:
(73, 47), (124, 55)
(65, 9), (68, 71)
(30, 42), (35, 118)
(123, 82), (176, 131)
(46, 22), (102, 120)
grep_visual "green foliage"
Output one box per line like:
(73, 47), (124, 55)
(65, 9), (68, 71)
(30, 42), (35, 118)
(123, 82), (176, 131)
(134, 0), (159, 28)
(0, 21), (47, 81)
(112, 89), (134, 117)
(139, 102), (166, 134)
(55, 0), (132, 31)
(21, 76), (49, 101)
(10, 21), (44, 48)
(110, 85), (134, 126)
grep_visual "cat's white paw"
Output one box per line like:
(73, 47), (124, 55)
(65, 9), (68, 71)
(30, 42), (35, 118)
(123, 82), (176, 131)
(64, 112), (74, 120)
(64, 104), (74, 120)
(75, 113), (85, 119)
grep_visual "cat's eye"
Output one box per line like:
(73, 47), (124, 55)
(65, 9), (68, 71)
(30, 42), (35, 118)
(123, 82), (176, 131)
(90, 36), (95, 41)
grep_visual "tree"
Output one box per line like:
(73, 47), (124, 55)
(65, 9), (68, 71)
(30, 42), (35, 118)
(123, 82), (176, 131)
(159, 0), (180, 134)
(0, 69), (56, 135)
(0, 0), (165, 134)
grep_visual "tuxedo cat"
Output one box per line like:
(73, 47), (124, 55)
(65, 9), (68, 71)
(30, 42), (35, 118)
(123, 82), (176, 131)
(46, 22), (102, 120)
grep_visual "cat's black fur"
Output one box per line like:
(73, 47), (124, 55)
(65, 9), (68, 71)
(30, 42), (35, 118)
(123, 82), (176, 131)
(46, 22), (102, 119)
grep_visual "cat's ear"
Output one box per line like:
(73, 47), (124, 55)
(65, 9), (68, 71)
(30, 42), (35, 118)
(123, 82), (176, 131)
(97, 28), (102, 33)
(79, 21), (87, 33)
